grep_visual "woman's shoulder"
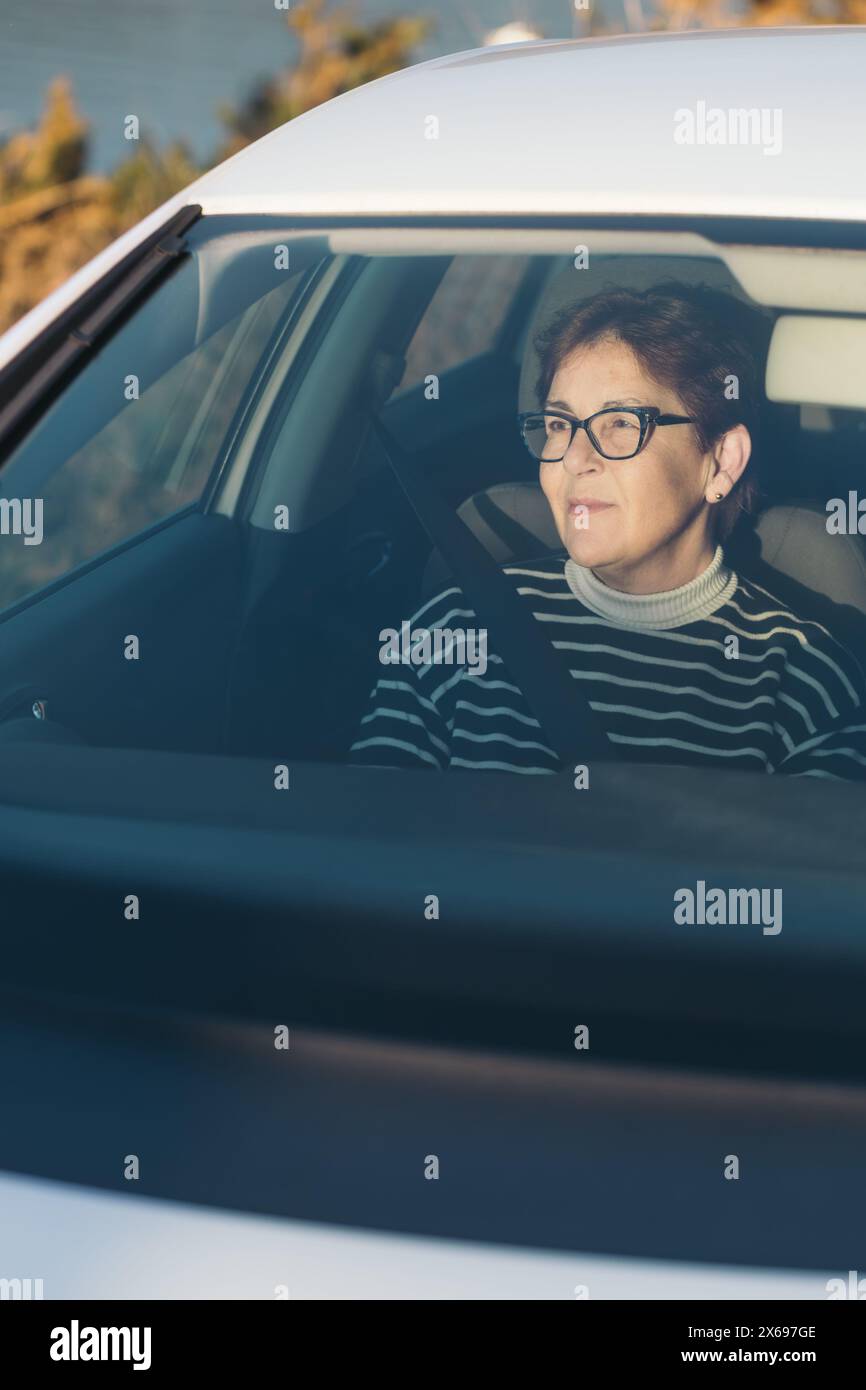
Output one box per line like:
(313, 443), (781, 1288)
(731, 571), (851, 639)
(730, 571), (866, 692)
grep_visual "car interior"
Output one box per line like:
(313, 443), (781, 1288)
(223, 233), (866, 765)
(2, 219), (866, 776)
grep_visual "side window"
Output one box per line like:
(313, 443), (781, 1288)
(394, 253), (530, 393)
(0, 254), (309, 612)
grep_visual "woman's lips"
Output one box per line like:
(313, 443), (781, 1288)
(569, 499), (615, 514)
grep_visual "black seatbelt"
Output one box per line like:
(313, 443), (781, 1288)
(370, 414), (614, 766)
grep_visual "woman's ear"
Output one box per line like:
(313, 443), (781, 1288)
(705, 423), (751, 503)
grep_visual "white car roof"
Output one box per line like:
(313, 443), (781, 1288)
(185, 26), (866, 222)
(1, 27), (864, 372)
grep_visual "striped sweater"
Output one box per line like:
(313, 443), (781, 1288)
(349, 547), (866, 779)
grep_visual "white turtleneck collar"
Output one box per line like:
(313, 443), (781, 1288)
(563, 545), (738, 630)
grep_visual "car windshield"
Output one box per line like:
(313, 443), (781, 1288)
(1, 217), (866, 798)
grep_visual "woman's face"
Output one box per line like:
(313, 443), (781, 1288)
(538, 335), (734, 591)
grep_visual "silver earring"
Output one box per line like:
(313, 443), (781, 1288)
(713, 492), (724, 501)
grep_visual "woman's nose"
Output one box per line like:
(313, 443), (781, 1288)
(562, 430), (602, 475)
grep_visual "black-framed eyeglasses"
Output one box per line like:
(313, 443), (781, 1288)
(517, 406), (695, 462)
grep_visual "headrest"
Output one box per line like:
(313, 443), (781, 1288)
(518, 253), (772, 413)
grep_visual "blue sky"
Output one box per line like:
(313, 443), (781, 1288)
(0, 0), (625, 172)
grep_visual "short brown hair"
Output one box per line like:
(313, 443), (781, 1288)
(533, 280), (772, 542)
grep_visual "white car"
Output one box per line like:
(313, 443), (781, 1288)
(0, 26), (864, 1300)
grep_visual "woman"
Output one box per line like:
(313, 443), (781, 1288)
(351, 281), (866, 779)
